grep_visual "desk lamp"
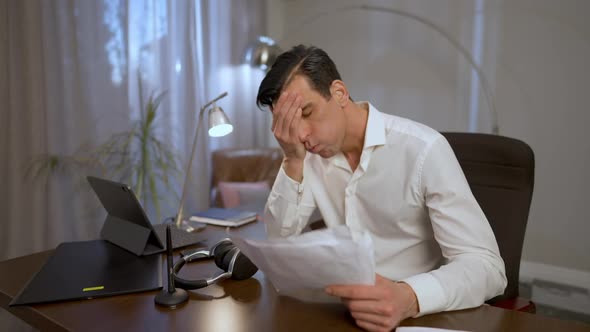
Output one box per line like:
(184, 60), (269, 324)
(174, 92), (233, 232)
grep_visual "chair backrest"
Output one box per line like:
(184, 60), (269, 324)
(441, 132), (535, 302)
(210, 148), (283, 207)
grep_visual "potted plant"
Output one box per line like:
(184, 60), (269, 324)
(26, 84), (182, 223)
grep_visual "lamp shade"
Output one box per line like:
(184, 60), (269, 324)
(244, 36), (282, 71)
(208, 106), (233, 137)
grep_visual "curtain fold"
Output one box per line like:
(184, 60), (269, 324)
(0, 0), (269, 263)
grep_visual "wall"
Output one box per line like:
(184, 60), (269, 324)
(266, 0), (590, 288)
(494, 0), (590, 284)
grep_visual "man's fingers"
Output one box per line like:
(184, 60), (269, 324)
(328, 277), (407, 331)
(354, 319), (389, 332)
(283, 96), (301, 137)
(279, 92), (297, 117)
(273, 110), (285, 138)
(274, 93), (301, 142)
(272, 91), (291, 131)
(350, 311), (394, 330)
(271, 111), (277, 132)
(326, 285), (382, 300)
(271, 92), (286, 131)
(342, 299), (391, 315)
(289, 107), (302, 140)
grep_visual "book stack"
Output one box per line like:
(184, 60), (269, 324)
(189, 208), (258, 227)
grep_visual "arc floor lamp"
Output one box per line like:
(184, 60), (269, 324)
(245, 4), (499, 135)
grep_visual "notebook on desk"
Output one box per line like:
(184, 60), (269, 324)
(9, 240), (162, 306)
(189, 208), (258, 227)
(87, 176), (205, 256)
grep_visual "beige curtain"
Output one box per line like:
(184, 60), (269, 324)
(1, 0), (268, 329)
(0, 0), (269, 294)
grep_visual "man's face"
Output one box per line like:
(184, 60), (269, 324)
(277, 75), (346, 158)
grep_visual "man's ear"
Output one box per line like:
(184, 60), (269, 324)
(331, 80), (349, 107)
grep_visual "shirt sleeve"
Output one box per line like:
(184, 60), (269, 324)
(402, 135), (507, 316)
(263, 162), (317, 238)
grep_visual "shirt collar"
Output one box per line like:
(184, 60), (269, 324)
(362, 102), (386, 149)
(328, 102), (386, 171)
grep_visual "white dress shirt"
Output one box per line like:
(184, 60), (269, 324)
(263, 102), (507, 316)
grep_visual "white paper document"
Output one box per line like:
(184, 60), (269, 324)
(397, 327), (470, 332)
(230, 225), (375, 301)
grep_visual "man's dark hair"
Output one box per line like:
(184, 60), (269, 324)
(256, 45), (342, 110)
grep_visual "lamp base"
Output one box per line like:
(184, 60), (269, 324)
(155, 288), (189, 308)
(175, 219), (207, 233)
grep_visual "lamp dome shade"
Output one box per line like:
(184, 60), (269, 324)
(208, 106), (233, 137)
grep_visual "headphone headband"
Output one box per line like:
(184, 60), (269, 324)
(172, 239), (257, 290)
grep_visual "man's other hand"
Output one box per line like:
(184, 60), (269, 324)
(325, 274), (419, 332)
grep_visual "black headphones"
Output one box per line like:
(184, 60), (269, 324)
(173, 238), (258, 290)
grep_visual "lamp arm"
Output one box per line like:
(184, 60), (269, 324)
(276, 5), (499, 134)
(174, 108), (205, 227)
(201, 92), (228, 112)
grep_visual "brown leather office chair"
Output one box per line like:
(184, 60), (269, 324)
(210, 147), (283, 207)
(442, 132), (535, 313)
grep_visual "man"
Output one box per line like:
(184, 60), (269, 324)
(257, 45), (506, 331)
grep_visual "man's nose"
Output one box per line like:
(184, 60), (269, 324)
(298, 122), (310, 145)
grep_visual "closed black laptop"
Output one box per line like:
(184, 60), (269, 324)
(87, 176), (204, 256)
(9, 240), (162, 306)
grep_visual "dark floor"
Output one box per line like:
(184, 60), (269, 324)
(519, 282), (590, 325)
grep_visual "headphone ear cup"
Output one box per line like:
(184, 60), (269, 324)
(213, 242), (234, 270)
(217, 246), (258, 280)
(231, 251), (258, 280)
(221, 247), (238, 272)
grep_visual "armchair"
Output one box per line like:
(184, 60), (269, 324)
(210, 148), (283, 208)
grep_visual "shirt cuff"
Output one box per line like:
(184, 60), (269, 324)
(272, 166), (303, 204)
(402, 273), (447, 317)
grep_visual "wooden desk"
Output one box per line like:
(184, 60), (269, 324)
(1, 221), (589, 332)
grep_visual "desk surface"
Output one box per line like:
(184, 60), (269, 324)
(1, 221), (589, 332)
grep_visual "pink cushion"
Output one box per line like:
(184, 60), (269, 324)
(218, 181), (270, 209)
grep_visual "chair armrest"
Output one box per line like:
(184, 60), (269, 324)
(491, 297), (536, 313)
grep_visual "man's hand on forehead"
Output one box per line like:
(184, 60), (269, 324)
(272, 91), (291, 111)
(269, 90), (306, 165)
